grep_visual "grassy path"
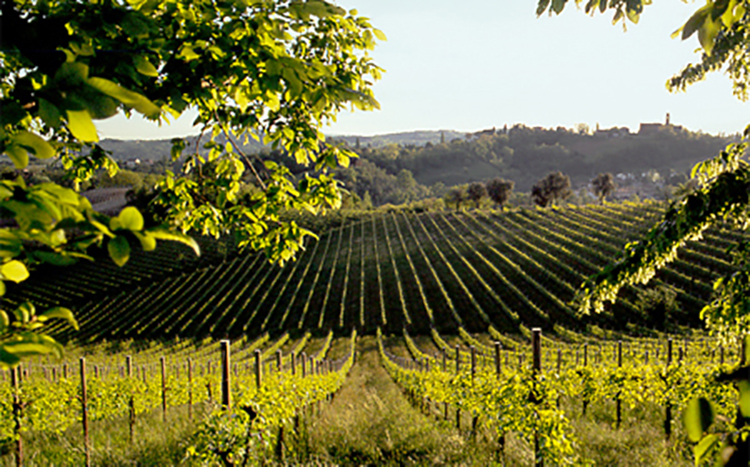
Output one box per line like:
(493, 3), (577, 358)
(301, 336), (496, 466)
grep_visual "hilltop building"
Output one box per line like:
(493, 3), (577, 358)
(594, 126), (631, 138)
(639, 112), (684, 135)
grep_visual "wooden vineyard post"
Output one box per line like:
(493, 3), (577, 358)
(127, 355), (135, 445)
(11, 366), (22, 467)
(312, 357), (319, 415)
(583, 344), (588, 415)
(160, 357), (167, 423)
(291, 352), (299, 434)
(301, 352), (307, 377)
(616, 341), (622, 429)
(684, 339), (689, 361)
(665, 338), (673, 439)
(442, 349), (449, 420)
(221, 340), (231, 409)
(271, 349), (285, 462)
(80, 358), (91, 467)
(494, 341), (505, 459)
(455, 345), (461, 431)
(254, 350), (262, 389)
(187, 357), (193, 420)
(470, 346), (478, 437)
(424, 358), (432, 415)
(532, 328), (543, 467)
(494, 342), (501, 376)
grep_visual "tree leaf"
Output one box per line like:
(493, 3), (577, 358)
(626, 8), (640, 24)
(693, 434), (719, 464)
(38, 99), (62, 128)
(4, 144), (29, 169)
(31, 251), (79, 266)
(108, 235), (131, 267)
(133, 231), (156, 251)
(683, 397), (714, 443)
(37, 307), (78, 330)
(536, 0), (551, 16)
(134, 55), (159, 77)
(13, 302), (35, 323)
(11, 132), (55, 159)
(3, 341), (60, 358)
(682, 6), (709, 40)
(116, 206), (144, 231)
(54, 62), (89, 87)
(697, 15), (721, 55)
(739, 380), (750, 418)
(86, 77), (161, 118)
(0, 260), (29, 283)
(552, 0), (567, 14)
(147, 227), (200, 256)
(177, 44), (201, 61)
(66, 109), (99, 142)
(0, 347), (21, 369)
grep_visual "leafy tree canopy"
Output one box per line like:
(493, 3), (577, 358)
(0, 0), (384, 365)
(486, 177), (514, 208)
(531, 171), (572, 207)
(466, 181), (487, 208)
(591, 172), (616, 204)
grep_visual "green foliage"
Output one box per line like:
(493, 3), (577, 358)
(486, 177), (515, 208)
(187, 331), (356, 465)
(592, 173), (617, 204)
(1, 0), (384, 366)
(466, 182), (487, 209)
(444, 185), (466, 211)
(379, 329), (581, 465)
(531, 172), (572, 207)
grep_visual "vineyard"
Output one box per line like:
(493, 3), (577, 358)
(2, 200), (747, 465)
(6, 201), (740, 343)
(380, 326), (744, 465)
(2, 330), (356, 465)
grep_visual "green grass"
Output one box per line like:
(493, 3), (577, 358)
(1, 403), (208, 466)
(299, 336), (498, 466)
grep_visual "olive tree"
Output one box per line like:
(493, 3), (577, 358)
(531, 171), (571, 207)
(591, 172), (616, 204)
(486, 177), (514, 209)
(466, 182), (487, 208)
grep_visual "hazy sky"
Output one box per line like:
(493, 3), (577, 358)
(97, 1), (748, 140)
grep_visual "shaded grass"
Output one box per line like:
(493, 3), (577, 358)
(562, 397), (693, 466)
(1, 403), (208, 466)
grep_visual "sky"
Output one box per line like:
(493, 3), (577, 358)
(96, 1), (748, 140)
